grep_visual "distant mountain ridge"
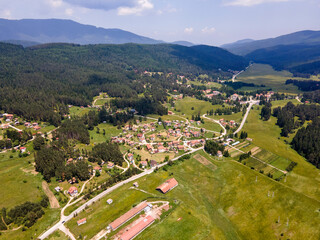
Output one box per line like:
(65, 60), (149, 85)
(0, 18), (164, 45)
(223, 30), (320, 55)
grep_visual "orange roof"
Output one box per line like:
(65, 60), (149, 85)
(120, 215), (155, 240)
(109, 201), (148, 230)
(77, 218), (86, 225)
(68, 186), (77, 194)
(156, 178), (178, 194)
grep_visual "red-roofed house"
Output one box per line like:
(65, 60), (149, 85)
(20, 147), (27, 153)
(156, 178), (178, 194)
(128, 153), (134, 161)
(68, 186), (78, 196)
(77, 218), (87, 226)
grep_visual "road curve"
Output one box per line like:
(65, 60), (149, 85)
(38, 147), (202, 239)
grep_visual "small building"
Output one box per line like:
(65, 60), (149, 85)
(140, 161), (148, 168)
(107, 162), (114, 169)
(67, 186), (78, 197)
(20, 146), (27, 153)
(54, 186), (61, 192)
(94, 165), (102, 172)
(133, 182), (139, 188)
(217, 151), (223, 158)
(156, 178), (179, 194)
(77, 218), (87, 226)
(150, 160), (158, 168)
(107, 199), (113, 205)
(128, 153), (134, 161)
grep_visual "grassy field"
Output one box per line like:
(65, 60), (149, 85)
(0, 150), (44, 209)
(69, 106), (91, 117)
(236, 64), (300, 93)
(242, 106), (320, 201)
(64, 150), (320, 240)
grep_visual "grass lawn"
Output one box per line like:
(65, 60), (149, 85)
(47, 230), (69, 240)
(89, 123), (122, 145)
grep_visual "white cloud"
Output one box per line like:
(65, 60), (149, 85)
(184, 27), (194, 34)
(225, 0), (289, 6)
(47, 0), (63, 8)
(63, 0), (134, 11)
(65, 8), (73, 16)
(117, 0), (154, 15)
(0, 9), (12, 19)
(201, 27), (216, 34)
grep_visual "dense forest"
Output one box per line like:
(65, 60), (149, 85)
(0, 42), (248, 122)
(273, 102), (320, 168)
(291, 118), (320, 168)
(285, 79), (320, 91)
(302, 90), (320, 103)
(245, 44), (320, 76)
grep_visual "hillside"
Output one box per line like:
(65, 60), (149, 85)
(223, 30), (320, 55)
(0, 42), (248, 122)
(0, 18), (163, 45)
(245, 44), (320, 75)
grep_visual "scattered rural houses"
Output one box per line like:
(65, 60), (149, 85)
(156, 178), (179, 194)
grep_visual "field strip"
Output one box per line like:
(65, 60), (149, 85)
(42, 181), (60, 209)
(227, 145), (287, 174)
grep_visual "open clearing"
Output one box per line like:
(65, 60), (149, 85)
(42, 181), (60, 209)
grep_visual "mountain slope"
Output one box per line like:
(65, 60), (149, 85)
(0, 18), (163, 45)
(0, 42), (248, 121)
(245, 44), (320, 75)
(223, 30), (320, 55)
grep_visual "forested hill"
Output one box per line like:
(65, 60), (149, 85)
(0, 42), (248, 124)
(223, 30), (320, 55)
(245, 44), (320, 76)
(0, 18), (162, 45)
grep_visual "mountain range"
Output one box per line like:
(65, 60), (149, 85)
(222, 30), (320, 55)
(0, 18), (164, 46)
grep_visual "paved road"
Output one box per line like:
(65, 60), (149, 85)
(234, 100), (259, 135)
(38, 147), (202, 239)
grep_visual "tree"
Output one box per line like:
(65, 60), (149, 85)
(33, 135), (46, 150)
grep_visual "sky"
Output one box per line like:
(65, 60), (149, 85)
(0, 0), (319, 46)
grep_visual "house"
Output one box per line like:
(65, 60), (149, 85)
(128, 153), (134, 161)
(140, 161), (148, 168)
(217, 151), (223, 158)
(20, 147), (27, 153)
(107, 199), (113, 205)
(77, 218), (87, 226)
(177, 145), (185, 151)
(67, 186), (78, 196)
(32, 122), (38, 127)
(107, 162), (114, 169)
(150, 160), (158, 168)
(94, 166), (102, 172)
(119, 215), (155, 240)
(192, 131), (201, 138)
(149, 134), (155, 141)
(158, 146), (166, 153)
(5, 114), (13, 120)
(133, 182), (139, 188)
(156, 178), (178, 194)
(34, 126), (41, 131)
(54, 186), (61, 192)
(146, 144), (153, 152)
(137, 133), (145, 141)
(164, 120), (172, 126)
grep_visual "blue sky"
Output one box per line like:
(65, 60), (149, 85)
(0, 0), (319, 45)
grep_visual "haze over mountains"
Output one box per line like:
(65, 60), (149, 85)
(0, 18), (164, 46)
